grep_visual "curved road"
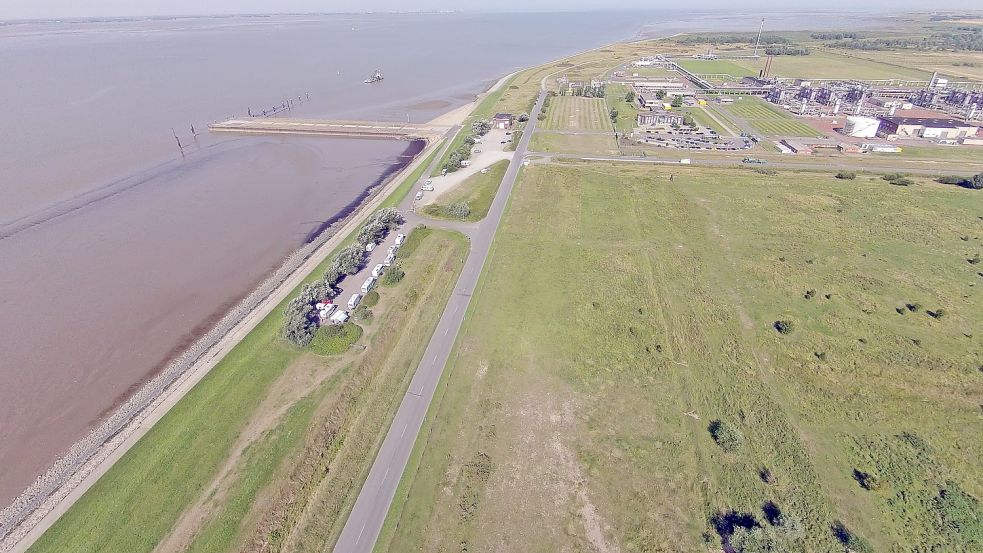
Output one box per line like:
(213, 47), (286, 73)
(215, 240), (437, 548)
(333, 91), (547, 553)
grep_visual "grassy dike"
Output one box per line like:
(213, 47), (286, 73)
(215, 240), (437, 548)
(28, 143), (461, 553)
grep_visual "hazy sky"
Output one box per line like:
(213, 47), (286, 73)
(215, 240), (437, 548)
(2, 0), (980, 20)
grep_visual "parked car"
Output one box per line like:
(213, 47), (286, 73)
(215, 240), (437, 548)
(415, 190), (424, 200)
(372, 264), (385, 278)
(480, 168), (490, 174)
(347, 294), (361, 310)
(422, 183), (434, 191)
(425, 179), (433, 185)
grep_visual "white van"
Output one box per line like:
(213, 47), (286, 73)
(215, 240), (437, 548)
(329, 310), (349, 325)
(347, 294), (361, 310)
(372, 263), (385, 278)
(421, 183), (434, 191)
(361, 276), (376, 294)
(395, 233), (406, 246)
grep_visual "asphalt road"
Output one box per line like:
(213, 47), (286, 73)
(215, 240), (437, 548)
(333, 91), (547, 553)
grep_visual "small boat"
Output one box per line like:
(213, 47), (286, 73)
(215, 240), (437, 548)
(364, 70), (383, 84)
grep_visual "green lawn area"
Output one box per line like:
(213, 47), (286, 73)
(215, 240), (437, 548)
(605, 83), (639, 133)
(529, 132), (619, 156)
(686, 106), (727, 134)
(542, 95), (611, 132)
(29, 164), (469, 553)
(725, 97), (823, 138)
(379, 163), (983, 553)
(877, 144), (983, 165)
(675, 59), (757, 79)
(422, 160), (509, 222)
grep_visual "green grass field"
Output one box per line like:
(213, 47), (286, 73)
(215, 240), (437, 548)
(676, 59), (757, 80)
(736, 49), (934, 81)
(29, 184), (469, 552)
(542, 96), (611, 132)
(422, 160), (509, 222)
(605, 83), (639, 133)
(529, 132), (619, 155)
(380, 163), (983, 553)
(876, 144), (983, 165)
(725, 98), (823, 137)
(686, 106), (728, 134)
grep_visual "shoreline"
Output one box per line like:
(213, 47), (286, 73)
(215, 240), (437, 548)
(0, 88), (481, 553)
(0, 135), (439, 553)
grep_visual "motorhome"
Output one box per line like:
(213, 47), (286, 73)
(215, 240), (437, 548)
(395, 233), (406, 246)
(372, 264), (385, 278)
(361, 277), (377, 294)
(348, 294), (361, 310)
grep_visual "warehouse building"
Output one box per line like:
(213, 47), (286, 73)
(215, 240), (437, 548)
(878, 116), (979, 139)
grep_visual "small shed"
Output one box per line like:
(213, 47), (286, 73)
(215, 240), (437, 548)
(493, 113), (514, 129)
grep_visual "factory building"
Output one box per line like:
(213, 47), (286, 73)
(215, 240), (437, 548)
(878, 116), (979, 139)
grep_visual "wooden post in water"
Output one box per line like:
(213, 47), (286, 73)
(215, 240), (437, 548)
(171, 128), (184, 159)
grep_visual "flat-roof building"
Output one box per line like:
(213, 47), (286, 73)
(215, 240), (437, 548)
(878, 116), (979, 139)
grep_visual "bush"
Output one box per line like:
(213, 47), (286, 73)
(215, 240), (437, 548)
(362, 290), (380, 308)
(352, 305), (374, 323)
(773, 320), (795, 335)
(928, 308), (946, 319)
(853, 469), (883, 490)
(832, 521), (873, 553)
(709, 419), (744, 452)
(835, 171), (857, 180)
(804, 289), (816, 299)
(471, 120), (491, 136)
(309, 322), (362, 355)
(730, 526), (779, 553)
(382, 265), (406, 286)
(883, 172), (913, 186)
(934, 481), (983, 544)
(446, 202), (471, 219)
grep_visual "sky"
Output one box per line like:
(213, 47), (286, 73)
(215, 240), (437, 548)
(1, 0), (980, 20)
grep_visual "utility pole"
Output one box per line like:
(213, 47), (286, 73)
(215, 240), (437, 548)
(753, 18), (765, 57)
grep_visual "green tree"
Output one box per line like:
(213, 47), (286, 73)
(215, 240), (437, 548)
(625, 90), (636, 103)
(655, 89), (667, 100)
(671, 95), (683, 108)
(609, 108), (619, 124)
(683, 114), (695, 127)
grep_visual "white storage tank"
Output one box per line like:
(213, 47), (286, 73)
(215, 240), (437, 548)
(844, 116), (880, 138)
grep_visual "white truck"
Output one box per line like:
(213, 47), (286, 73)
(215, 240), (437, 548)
(372, 263), (385, 278)
(347, 293), (361, 310)
(361, 276), (377, 294)
(395, 233), (406, 246)
(329, 310), (349, 325)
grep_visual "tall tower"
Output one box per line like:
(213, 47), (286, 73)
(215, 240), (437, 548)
(753, 19), (765, 57)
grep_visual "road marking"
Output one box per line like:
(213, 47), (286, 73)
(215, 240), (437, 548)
(400, 423), (408, 437)
(355, 522), (366, 545)
(443, 327), (449, 336)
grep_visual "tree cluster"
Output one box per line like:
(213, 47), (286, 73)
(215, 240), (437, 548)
(827, 29), (983, 52)
(281, 208), (402, 346)
(442, 121), (492, 174)
(764, 46), (810, 56)
(676, 33), (792, 45)
(709, 419), (744, 452)
(810, 32), (861, 40)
